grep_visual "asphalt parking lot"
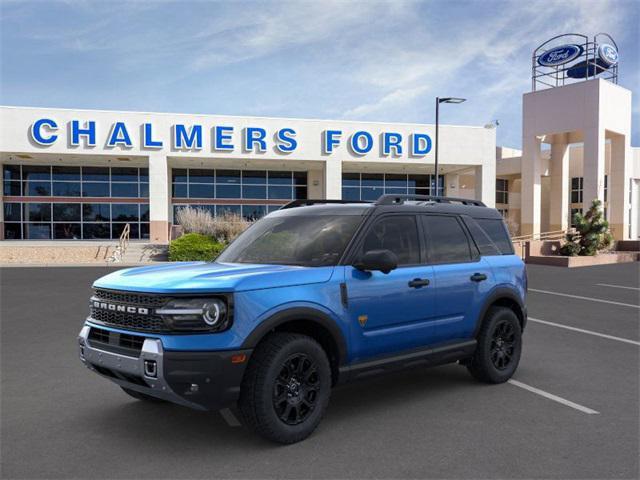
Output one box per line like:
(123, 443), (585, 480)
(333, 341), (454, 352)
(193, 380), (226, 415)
(1, 263), (638, 479)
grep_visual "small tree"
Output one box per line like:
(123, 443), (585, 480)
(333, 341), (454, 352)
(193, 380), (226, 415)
(560, 199), (613, 256)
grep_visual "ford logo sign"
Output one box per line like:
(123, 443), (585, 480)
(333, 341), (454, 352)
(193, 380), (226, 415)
(598, 44), (618, 66)
(538, 44), (583, 67)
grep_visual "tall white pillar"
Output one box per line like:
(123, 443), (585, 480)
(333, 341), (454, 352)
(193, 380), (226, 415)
(549, 134), (570, 232)
(609, 134), (631, 240)
(521, 135), (543, 236)
(582, 126), (606, 212)
(324, 160), (342, 200)
(474, 163), (495, 207)
(148, 153), (170, 244)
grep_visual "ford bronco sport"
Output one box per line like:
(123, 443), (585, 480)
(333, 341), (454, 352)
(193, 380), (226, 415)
(78, 194), (527, 444)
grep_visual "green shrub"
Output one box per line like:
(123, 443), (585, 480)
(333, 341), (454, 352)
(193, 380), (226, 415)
(169, 233), (225, 262)
(560, 199), (613, 256)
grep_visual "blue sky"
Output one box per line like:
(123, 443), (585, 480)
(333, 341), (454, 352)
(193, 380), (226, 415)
(1, 0), (638, 148)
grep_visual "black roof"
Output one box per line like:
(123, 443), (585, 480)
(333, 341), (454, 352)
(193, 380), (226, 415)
(273, 195), (503, 220)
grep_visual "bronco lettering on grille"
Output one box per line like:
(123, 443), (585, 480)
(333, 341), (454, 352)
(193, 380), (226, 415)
(92, 301), (149, 315)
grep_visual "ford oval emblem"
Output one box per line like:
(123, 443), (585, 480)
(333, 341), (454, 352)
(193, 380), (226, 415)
(538, 44), (583, 67)
(598, 44), (618, 66)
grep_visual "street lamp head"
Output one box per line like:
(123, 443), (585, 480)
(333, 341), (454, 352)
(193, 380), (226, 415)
(438, 97), (466, 104)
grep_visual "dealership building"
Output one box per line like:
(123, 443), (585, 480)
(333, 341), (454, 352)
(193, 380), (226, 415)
(0, 34), (638, 246)
(0, 107), (496, 243)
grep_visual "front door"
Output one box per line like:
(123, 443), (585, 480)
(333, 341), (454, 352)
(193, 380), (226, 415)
(345, 215), (436, 362)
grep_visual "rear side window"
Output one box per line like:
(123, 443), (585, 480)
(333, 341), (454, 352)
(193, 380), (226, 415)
(475, 218), (514, 254)
(422, 215), (472, 264)
(360, 215), (420, 265)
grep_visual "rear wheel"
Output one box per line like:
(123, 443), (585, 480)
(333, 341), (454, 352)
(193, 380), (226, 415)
(239, 333), (331, 444)
(467, 306), (522, 383)
(120, 386), (165, 403)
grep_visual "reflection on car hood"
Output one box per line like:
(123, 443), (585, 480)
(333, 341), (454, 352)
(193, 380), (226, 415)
(93, 262), (335, 294)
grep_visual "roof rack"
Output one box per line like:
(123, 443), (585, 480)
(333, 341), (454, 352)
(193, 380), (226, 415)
(281, 199), (372, 209)
(375, 194), (486, 207)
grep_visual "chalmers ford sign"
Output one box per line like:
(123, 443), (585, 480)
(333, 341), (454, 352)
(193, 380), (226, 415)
(29, 118), (434, 157)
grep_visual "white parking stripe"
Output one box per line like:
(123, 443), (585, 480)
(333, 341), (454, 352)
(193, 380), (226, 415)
(219, 408), (241, 427)
(596, 283), (640, 291)
(529, 288), (640, 309)
(508, 380), (600, 415)
(529, 317), (640, 346)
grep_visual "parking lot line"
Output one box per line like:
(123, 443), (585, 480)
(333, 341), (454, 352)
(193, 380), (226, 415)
(529, 288), (640, 309)
(596, 283), (640, 291)
(529, 317), (640, 346)
(508, 380), (600, 415)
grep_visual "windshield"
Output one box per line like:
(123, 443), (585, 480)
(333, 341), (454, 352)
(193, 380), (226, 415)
(217, 214), (363, 266)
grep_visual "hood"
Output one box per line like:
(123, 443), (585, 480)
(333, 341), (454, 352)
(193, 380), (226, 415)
(93, 262), (335, 294)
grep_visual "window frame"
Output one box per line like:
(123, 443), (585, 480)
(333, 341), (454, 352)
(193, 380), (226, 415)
(421, 213), (480, 265)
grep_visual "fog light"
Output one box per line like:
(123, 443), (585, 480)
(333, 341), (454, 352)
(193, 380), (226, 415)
(189, 383), (199, 393)
(144, 360), (157, 378)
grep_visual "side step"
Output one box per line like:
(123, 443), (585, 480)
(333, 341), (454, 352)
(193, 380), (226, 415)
(338, 340), (477, 383)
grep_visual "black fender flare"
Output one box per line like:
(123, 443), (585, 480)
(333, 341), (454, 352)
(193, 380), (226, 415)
(240, 307), (348, 365)
(473, 287), (527, 337)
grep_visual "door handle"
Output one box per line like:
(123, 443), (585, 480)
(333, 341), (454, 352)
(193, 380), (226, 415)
(408, 278), (430, 288)
(470, 273), (488, 282)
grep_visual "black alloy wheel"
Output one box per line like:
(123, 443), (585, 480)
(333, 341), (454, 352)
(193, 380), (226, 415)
(273, 353), (320, 425)
(239, 332), (331, 444)
(467, 306), (522, 383)
(490, 320), (516, 370)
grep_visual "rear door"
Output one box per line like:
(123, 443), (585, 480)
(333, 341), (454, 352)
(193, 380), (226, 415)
(421, 214), (493, 342)
(345, 214), (436, 361)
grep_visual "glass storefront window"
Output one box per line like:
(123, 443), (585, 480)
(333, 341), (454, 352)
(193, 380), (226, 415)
(112, 204), (139, 222)
(188, 184), (215, 199)
(52, 182), (81, 197)
(22, 165), (51, 181)
(53, 204), (81, 222)
(83, 203), (110, 221)
(111, 183), (139, 198)
(170, 168), (308, 222)
(25, 181), (51, 196)
(343, 173), (444, 200)
(82, 167), (109, 182)
(52, 166), (80, 181)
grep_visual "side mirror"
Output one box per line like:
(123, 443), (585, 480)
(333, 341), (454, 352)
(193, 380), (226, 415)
(353, 249), (398, 274)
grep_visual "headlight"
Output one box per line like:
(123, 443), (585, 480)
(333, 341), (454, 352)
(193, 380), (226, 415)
(156, 297), (230, 332)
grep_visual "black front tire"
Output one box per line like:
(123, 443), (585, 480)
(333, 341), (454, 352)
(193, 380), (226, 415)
(467, 306), (522, 384)
(120, 386), (165, 403)
(239, 333), (331, 444)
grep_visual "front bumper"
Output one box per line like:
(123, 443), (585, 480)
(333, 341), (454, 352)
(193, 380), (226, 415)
(78, 325), (251, 411)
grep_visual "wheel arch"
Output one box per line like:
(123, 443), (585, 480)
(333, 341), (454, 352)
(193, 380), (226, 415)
(474, 287), (527, 337)
(241, 307), (348, 385)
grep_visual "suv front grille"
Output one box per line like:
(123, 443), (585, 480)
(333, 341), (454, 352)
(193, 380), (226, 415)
(93, 289), (169, 308)
(89, 289), (170, 333)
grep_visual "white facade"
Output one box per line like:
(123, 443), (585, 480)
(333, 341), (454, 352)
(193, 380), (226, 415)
(0, 106), (496, 243)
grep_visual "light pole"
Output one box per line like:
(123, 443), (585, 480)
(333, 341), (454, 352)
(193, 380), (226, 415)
(435, 97), (466, 196)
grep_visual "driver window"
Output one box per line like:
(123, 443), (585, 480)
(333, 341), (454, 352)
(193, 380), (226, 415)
(361, 216), (420, 265)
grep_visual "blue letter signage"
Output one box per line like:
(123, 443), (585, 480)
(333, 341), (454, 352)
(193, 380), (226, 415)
(173, 124), (203, 150)
(107, 122), (133, 148)
(70, 120), (96, 147)
(411, 133), (432, 156)
(275, 128), (297, 153)
(30, 118), (58, 145)
(143, 123), (163, 148)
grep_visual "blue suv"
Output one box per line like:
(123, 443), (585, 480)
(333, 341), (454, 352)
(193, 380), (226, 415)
(78, 194), (527, 443)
